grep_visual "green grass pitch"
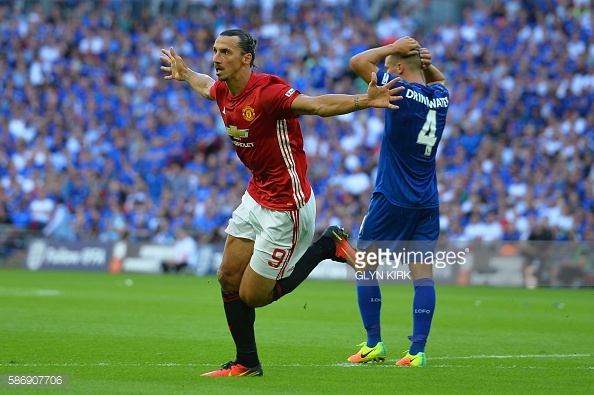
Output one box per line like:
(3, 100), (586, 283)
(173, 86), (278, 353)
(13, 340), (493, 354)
(1, 270), (592, 394)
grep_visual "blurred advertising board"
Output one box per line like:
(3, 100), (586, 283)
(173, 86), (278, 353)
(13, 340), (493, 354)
(25, 239), (112, 272)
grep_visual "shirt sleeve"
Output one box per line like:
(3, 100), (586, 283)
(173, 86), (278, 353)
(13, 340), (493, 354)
(209, 81), (219, 100)
(377, 70), (410, 112)
(376, 70), (406, 89)
(430, 83), (449, 96)
(260, 83), (300, 119)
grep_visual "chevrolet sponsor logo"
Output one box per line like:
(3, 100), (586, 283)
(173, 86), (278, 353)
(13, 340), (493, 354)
(227, 125), (249, 139)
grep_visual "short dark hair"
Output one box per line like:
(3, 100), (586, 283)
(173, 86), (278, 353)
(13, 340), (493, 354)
(389, 51), (422, 72)
(219, 29), (258, 69)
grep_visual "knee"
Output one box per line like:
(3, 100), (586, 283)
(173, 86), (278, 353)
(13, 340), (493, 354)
(216, 267), (241, 292)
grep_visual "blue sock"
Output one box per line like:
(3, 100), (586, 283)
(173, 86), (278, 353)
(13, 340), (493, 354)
(356, 273), (382, 347)
(408, 277), (435, 355)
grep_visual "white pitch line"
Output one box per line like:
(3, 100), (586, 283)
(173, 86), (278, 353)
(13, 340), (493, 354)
(0, 354), (591, 368)
(431, 353), (591, 360)
(0, 287), (61, 297)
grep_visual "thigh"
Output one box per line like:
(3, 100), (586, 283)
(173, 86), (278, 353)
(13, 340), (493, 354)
(218, 192), (257, 291)
(408, 208), (440, 279)
(358, 195), (439, 272)
(358, 193), (413, 251)
(240, 264), (277, 307)
(240, 193), (316, 307)
(250, 192), (316, 281)
(408, 207), (440, 256)
(217, 234), (254, 292)
(411, 207), (440, 243)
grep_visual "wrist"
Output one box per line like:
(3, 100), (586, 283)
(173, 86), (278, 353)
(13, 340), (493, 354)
(355, 94), (369, 110)
(389, 42), (406, 55)
(181, 68), (193, 83)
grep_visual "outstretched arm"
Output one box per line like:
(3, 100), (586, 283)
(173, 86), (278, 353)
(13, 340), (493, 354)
(350, 36), (420, 84)
(419, 48), (446, 86)
(291, 73), (404, 117)
(160, 46), (215, 100)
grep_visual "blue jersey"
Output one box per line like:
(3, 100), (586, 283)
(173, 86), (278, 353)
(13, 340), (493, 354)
(375, 70), (449, 209)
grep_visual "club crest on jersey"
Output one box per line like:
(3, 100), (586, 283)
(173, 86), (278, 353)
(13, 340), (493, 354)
(242, 105), (255, 121)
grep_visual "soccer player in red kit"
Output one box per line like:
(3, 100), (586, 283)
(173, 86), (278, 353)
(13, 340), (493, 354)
(160, 28), (403, 377)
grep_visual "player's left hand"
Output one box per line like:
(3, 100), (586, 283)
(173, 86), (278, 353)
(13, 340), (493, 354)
(367, 72), (404, 110)
(419, 48), (432, 69)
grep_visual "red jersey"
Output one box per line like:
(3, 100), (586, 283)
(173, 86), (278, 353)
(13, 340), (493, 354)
(210, 72), (312, 211)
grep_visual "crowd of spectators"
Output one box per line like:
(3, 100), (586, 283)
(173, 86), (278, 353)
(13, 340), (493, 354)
(1, 0), (593, 265)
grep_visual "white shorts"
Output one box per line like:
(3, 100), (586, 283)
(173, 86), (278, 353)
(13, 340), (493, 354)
(225, 190), (316, 280)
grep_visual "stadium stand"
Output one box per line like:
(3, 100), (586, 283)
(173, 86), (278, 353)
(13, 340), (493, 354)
(1, 0), (593, 284)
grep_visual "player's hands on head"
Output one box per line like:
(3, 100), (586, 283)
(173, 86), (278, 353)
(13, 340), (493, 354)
(367, 72), (404, 110)
(419, 48), (432, 69)
(160, 46), (189, 81)
(393, 36), (421, 56)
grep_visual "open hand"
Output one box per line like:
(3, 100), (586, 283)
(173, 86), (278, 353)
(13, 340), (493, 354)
(160, 46), (188, 81)
(367, 72), (404, 110)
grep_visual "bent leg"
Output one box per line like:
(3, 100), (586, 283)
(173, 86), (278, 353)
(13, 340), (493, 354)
(270, 234), (336, 302)
(217, 235), (254, 292)
(241, 232), (346, 307)
(240, 265), (277, 307)
(244, 193), (319, 306)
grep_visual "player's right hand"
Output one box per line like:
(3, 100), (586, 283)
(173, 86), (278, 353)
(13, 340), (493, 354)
(367, 73), (404, 110)
(160, 46), (189, 81)
(392, 36), (420, 56)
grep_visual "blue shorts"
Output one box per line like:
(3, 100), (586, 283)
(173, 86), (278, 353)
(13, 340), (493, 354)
(357, 192), (439, 256)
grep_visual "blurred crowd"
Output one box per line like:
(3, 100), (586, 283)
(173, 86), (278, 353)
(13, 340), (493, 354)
(0, 0), (593, 257)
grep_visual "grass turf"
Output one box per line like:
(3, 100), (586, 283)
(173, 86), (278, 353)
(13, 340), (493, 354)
(0, 270), (592, 394)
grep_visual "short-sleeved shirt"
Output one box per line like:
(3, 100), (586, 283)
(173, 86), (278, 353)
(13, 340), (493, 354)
(374, 71), (450, 209)
(210, 72), (312, 211)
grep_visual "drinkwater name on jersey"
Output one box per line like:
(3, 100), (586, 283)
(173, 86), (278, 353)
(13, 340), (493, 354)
(406, 89), (449, 109)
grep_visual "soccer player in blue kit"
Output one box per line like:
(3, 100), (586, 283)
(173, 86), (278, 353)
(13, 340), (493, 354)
(346, 36), (449, 367)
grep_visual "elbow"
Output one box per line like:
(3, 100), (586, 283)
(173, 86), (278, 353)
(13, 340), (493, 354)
(349, 56), (358, 70)
(349, 57), (371, 83)
(349, 56), (363, 74)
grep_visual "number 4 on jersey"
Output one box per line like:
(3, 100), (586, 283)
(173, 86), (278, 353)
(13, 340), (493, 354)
(416, 109), (437, 156)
